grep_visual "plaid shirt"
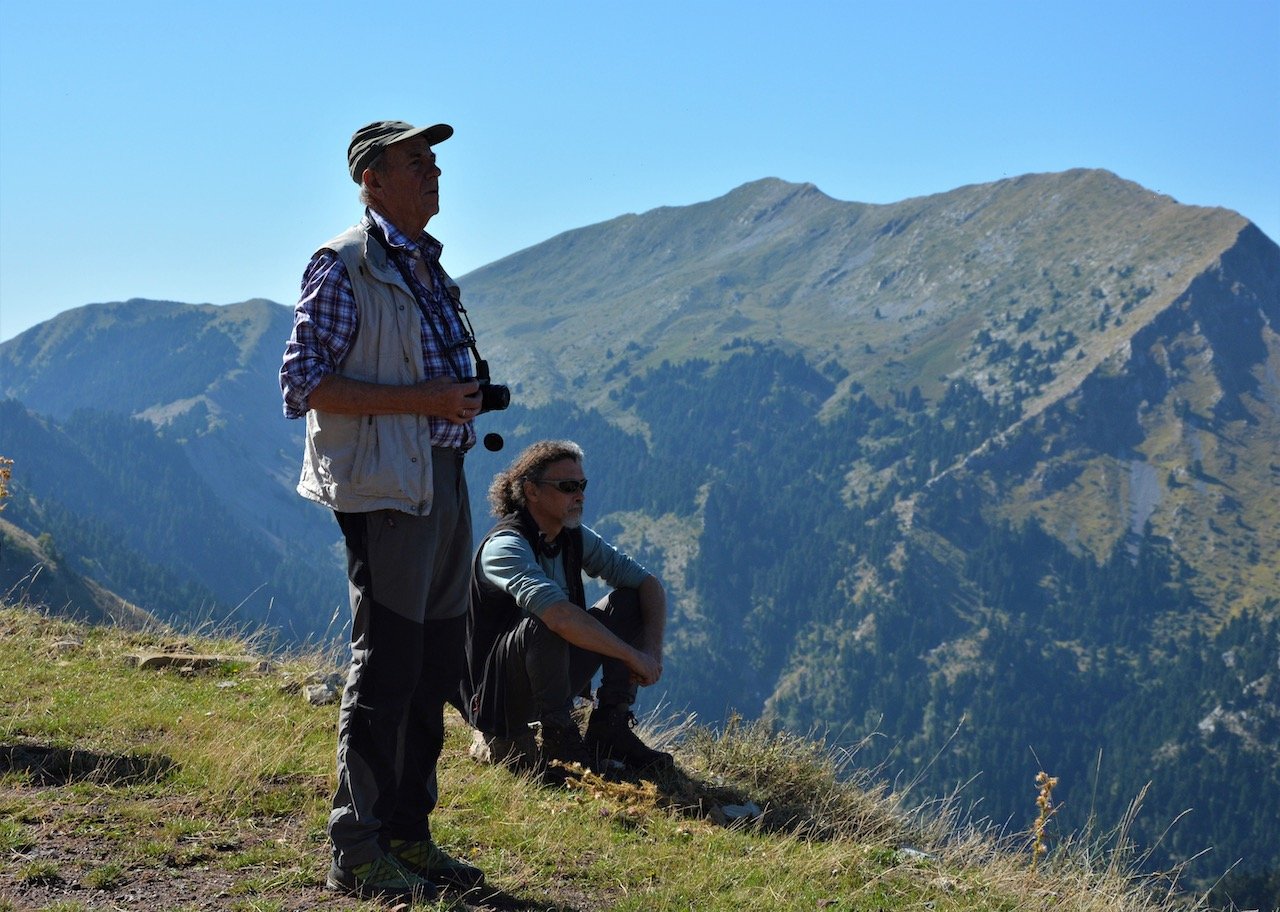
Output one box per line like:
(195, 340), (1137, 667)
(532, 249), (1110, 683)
(280, 209), (475, 450)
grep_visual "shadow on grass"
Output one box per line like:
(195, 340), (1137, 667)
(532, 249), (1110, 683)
(460, 883), (586, 911)
(0, 741), (175, 786)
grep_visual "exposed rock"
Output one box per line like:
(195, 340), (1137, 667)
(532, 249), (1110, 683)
(127, 652), (269, 672)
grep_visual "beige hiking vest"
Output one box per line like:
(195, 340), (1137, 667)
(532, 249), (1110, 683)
(296, 221), (436, 515)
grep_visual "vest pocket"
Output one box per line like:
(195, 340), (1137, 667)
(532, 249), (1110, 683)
(350, 413), (430, 502)
(350, 414), (386, 490)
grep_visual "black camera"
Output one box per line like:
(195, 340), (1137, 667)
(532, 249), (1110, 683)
(473, 360), (510, 414)
(478, 379), (510, 414)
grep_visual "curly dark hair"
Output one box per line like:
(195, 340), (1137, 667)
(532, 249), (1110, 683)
(487, 439), (585, 517)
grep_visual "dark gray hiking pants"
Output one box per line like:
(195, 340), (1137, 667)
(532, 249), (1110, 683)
(328, 449), (472, 868)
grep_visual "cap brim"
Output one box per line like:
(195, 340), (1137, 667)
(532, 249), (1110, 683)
(396, 123), (453, 147)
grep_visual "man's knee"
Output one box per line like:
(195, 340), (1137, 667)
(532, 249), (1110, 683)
(589, 588), (643, 639)
(591, 587), (639, 613)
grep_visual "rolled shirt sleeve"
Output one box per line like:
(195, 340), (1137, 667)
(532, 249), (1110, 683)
(280, 251), (357, 419)
(480, 525), (650, 618)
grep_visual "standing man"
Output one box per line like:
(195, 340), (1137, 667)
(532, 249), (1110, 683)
(464, 440), (673, 773)
(280, 120), (486, 904)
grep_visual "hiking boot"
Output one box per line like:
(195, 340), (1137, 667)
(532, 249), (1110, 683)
(389, 838), (485, 890)
(469, 727), (537, 770)
(585, 704), (674, 771)
(326, 853), (436, 902)
(538, 716), (595, 770)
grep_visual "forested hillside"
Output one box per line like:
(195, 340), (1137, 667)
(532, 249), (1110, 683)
(0, 400), (338, 637)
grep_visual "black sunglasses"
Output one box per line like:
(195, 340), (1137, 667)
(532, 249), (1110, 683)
(536, 478), (588, 494)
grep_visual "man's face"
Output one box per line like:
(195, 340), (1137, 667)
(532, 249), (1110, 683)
(526, 458), (587, 532)
(366, 135), (441, 232)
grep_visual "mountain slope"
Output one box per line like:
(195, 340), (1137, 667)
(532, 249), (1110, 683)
(5, 599), (1213, 912)
(0, 400), (339, 635)
(463, 169), (1279, 885)
(0, 298), (327, 559)
(0, 297), (348, 636)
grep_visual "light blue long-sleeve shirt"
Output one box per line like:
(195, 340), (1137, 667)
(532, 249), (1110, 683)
(480, 524), (649, 618)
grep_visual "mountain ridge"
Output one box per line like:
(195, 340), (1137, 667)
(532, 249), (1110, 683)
(3, 167), (1274, 636)
(461, 170), (1250, 419)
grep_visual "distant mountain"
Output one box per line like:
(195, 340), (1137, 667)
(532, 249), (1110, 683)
(1, 169), (1277, 888)
(0, 301), (346, 637)
(0, 298), (320, 550)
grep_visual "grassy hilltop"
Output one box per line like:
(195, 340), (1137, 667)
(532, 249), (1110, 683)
(0, 600), (1208, 912)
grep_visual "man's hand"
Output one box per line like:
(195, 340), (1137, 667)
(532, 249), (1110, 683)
(627, 648), (663, 687)
(420, 377), (482, 424)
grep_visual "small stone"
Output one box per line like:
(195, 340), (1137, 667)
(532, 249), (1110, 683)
(720, 801), (763, 821)
(304, 682), (339, 705)
(898, 846), (935, 862)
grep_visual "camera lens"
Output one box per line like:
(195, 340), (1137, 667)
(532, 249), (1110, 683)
(480, 383), (510, 413)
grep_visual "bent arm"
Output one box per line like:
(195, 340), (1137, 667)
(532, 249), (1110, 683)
(282, 248), (480, 422)
(540, 601), (662, 686)
(308, 373), (480, 421)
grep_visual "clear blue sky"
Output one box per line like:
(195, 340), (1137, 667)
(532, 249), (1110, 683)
(2, 0), (1277, 342)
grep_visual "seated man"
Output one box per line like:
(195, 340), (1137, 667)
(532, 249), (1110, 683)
(463, 439), (671, 772)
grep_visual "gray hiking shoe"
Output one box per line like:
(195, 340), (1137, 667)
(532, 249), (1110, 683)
(326, 852), (436, 902)
(389, 838), (485, 890)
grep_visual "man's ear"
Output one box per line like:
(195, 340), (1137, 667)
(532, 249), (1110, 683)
(361, 168), (381, 193)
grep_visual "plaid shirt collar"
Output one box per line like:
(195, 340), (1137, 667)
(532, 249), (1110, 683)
(366, 208), (444, 265)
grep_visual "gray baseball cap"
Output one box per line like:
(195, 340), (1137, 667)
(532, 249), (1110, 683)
(348, 120), (453, 182)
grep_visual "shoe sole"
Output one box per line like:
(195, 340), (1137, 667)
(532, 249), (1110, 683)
(326, 874), (436, 902)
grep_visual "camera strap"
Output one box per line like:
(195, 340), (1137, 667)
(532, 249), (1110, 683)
(363, 216), (486, 382)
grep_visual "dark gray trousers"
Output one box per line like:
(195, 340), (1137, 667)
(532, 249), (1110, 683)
(497, 587), (644, 731)
(328, 449), (471, 868)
